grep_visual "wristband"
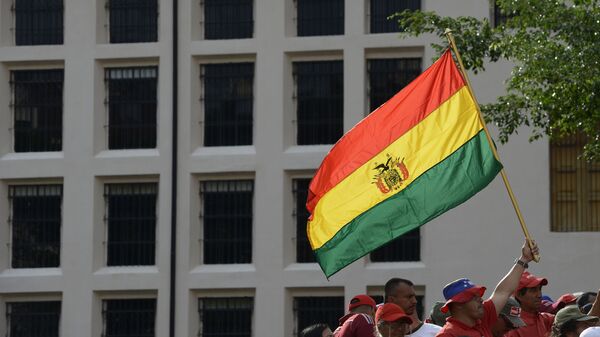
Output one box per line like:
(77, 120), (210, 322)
(514, 258), (529, 269)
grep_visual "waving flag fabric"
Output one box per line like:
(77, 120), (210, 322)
(306, 50), (502, 278)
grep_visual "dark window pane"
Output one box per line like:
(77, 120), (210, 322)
(9, 185), (62, 268)
(109, 0), (158, 43)
(370, 0), (420, 34)
(297, 0), (343, 36)
(105, 183), (157, 266)
(204, 0), (253, 40)
(201, 180), (253, 264)
(202, 63), (254, 146)
(106, 67), (157, 149)
(293, 179), (315, 263)
(7, 301), (61, 337)
(103, 299), (156, 337)
(198, 297), (253, 337)
(14, 0), (63, 45)
(370, 227), (420, 262)
(294, 297), (343, 336)
(368, 58), (421, 112)
(12, 69), (63, 152)
(493, 2), (514, 28)
(294, 61), (343, 145)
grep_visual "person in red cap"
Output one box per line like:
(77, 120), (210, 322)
(435, 240), (539, 337)
(375, 303), (413, 337)
(504, 271), (553, 337)
(334, 294), (377, 337)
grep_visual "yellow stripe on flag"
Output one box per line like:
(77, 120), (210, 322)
(308, 87), (482, 249)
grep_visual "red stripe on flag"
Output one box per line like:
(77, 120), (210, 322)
(307, 50), (465, 214)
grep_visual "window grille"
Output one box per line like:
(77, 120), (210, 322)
(198, 297), (253, 337)
(11, 69), (63, 152)
(292, 178), (315, 263)
(200, 180), (253, 264)
(13, 0), (63, 45)
(6, 301), (61, 337)
(104, 183), (157, 266)
(293, 61), (343, 145)
(8, 185), (62, 268)
(370, 294), (424, 320)
(203, 0), (253, 40)
(105, 67), (157, 150)
(201, 63), (254, 146)
(370, 227), (420, 262)
(108, 0), (158, 43)
(493, 2), (513, 27)
(293, 297), (343, 336)
(369, 0), (420, 34)
(296, 0), (343, 36)
(550, 133), (600, 231)
(367, 58), (421, 112)
(102, 299), (156, 337)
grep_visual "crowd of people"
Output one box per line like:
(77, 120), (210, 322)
(299, 241), (599, 337)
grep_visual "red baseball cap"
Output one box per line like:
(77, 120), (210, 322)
(516, 271), (548, 292)
(440, 278), (487, 313)
(551, 293), (577, 312)
(375, 303), (413, 325)
(348, 294), (376, 311)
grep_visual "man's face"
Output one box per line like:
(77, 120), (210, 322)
(462, 294), (484, 320)
(387, 283), (417, 315)
(378, 321), (409, 337)
(491, 315), (516, 337)
(516, 286), (542, 313)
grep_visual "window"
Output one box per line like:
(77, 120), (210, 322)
(203, 0), (253, 40)
(200, 180), (253, 264)
(367, 58), (421, 112)
(11, 69), (63, 152)
(9, 185), (62, 268)
(102, 299), (156, 337)
(370, 228), (420, 262)
(550, 134), (600, 231)
(13, 0), (63, 45)
(296, 0), (344, 36)
(369, 0), (420, 34)
(105, 67), (157, 150)
(293, 61), (343, 145)
(108, 0), (158, 43)
(6, 301), (61, 337)
(104, 183), (157, 266)
(493, 2), (513, 27)
(292, 178), (315, 263)
(198, 297), (253, 337)
(201, 63), (254, 146)
(293, 297), (343, 336)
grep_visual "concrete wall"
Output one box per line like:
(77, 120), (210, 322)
(0, 0), (598, 336)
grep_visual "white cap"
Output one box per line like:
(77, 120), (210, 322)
(580, 327), (600, 337)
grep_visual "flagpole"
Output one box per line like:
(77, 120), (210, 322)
(444, 29), (540, 262)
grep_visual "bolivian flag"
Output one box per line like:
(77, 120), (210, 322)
(307, 50), (503, 278)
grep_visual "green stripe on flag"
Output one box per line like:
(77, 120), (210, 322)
(314, 130), (502, 278)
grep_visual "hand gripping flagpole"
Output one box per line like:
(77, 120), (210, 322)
(444, 29), (540, 262)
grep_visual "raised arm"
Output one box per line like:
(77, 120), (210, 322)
(490, 240), (539, 315)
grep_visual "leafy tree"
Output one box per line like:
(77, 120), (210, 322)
(392, 0), (600, 161)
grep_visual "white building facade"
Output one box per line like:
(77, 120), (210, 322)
(0, 0), (598, 337)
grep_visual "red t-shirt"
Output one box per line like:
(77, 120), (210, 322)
(333, 313), (375, 337)
(435, 299), (498, 337)
(504, 310), (554, 337)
